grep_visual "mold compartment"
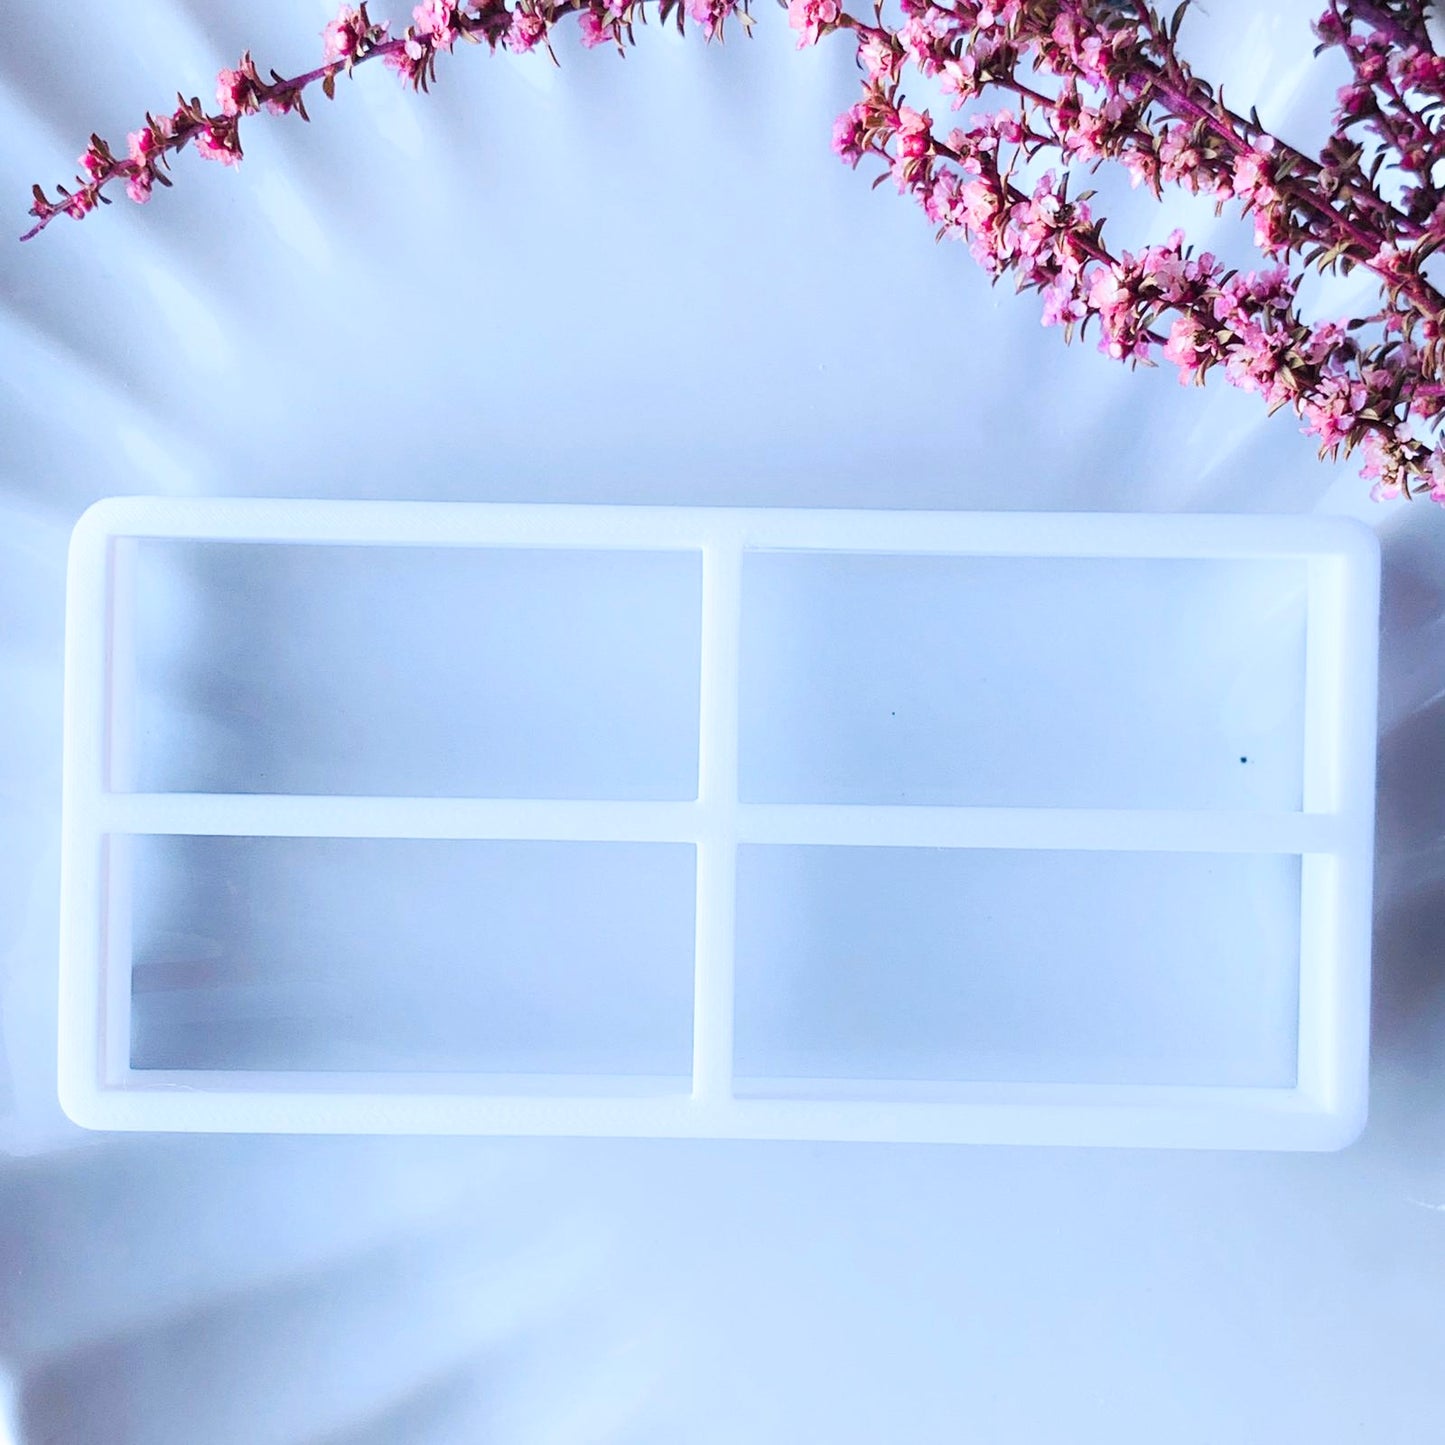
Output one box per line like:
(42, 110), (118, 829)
(733, 845), (1302, 1092)
(127, 834), (698, 1080)
(128, 541), (703, 799)
(738, 552), (1309, 810)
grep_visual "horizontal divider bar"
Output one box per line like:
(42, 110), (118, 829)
(94, 795), (1342, 854)
(738, 805), (1341, 854)
(78, 1077), (1346, 1149)
(96, 794), (707, 843)
(80, 496), (1368, 562)
(116, 1071), (1312, 1111)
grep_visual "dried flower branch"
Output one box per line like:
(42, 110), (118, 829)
(19, 0), (1445, 505)
(816, 0), (1445, 503)
(21, 0), (749, 239)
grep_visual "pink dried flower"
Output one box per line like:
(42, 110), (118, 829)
(1363, 434), (1403, 500)
(787, 0), (840, 48)
(1335, 81), (1373, 121)
(1056, 98), (1112, 162)
(1352, 40), (1388, 86)
(506, 7), (548, 52)
(127, 126), (161, 165)
(1122, 145), (1157, 190)
(577, 7), (613, 48)
(1047, 10), (1110, 86)
(194, 123), (242, 167)
(216, 55), (261, 117)
(578, 8), (613, 46)
(323, 8), (362, 60)
(938, 57), (978, 109)
(898, 9), (949, 77)
(1312, 9), (1348, 46)
(859, 35), (900, 84)
(1087, 264), (1129, 315)
(894, 105), (932, 161)
(1137, 231), (1191, 302)
(216, 70), (249, 117)
(1007, 169), (1065, 260)
(1230, 150), (1274, 204)
(322, 5), (385, 62)
(126, 169), (153, 205)
(1157, 126), (1207, 190)
(1040, 279), (1087, 328)
(1251, 195), (1292, 253)
(976, 1), (1021, 29)
(1426, 451), (1445, 504)
(1222, 318), (1292, 403)
(79, 144), (108, 182)
(384, 36), (431, 84)
(412, 0), (459, 51)
(1301, 374), (1366, 449)
(1404, 50), (1445, 90)
(832, 103), (868, 167)
(923, 170), (964, 230)
(1360, 433), (1389, 478)
(967, 231), (1006, 274)
(1163, 315), (1207, 373)
(685, 0), (738, 41)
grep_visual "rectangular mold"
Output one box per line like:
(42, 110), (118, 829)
(60, 499), (1380, 1148)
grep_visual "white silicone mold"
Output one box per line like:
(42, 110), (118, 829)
(59, 498), (1379, 1147)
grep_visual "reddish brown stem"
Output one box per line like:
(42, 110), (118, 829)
(1346, 0), (1433, 52)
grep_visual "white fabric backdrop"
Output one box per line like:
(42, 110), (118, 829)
(2, 1), (1444, 1440)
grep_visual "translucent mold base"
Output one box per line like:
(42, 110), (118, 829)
(60, 500), (1379, 1147)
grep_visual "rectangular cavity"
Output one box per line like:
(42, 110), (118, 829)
(127, 835), (697, 1077)
(733, 846), (1302, 1091)
(738, 552), (1309, 810)
(126, 541), (703, 799)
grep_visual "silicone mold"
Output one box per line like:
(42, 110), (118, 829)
(59, 498), (1379, 1147)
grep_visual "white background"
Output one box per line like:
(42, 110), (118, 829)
(2, 1), (1444, 1440)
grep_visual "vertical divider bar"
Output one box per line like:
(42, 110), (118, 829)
(1294, 545), (1376, 1126)
(101, 835), (134, 1086)
(106, 538), (138, 793)
(1294, 557), (1335, 1098)
(691, 540), (744, 1103)
(1295, 555), (1343, 1105)
(1300, 554), (1344, 816)
(58, 517), (117, 1119)
(101, 539), (138, 1085)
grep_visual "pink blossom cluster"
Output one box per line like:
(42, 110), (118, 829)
(809, 0), (1445, 505)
